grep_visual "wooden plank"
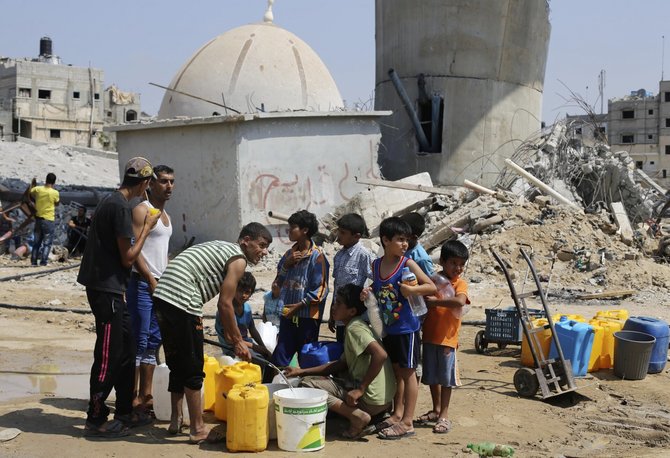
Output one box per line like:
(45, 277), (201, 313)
(355, 177), (454, 196)
(576, 289), (635, 300)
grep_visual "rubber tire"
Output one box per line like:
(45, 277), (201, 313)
(475, 330), (488, 354)
(514, 367), (539, 398)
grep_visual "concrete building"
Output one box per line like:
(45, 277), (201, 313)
(607, 85), (670, 183)
(565, 113), (607, 147)
(110, 9), (389, 250)
(0, 37), (140, 150)
(374, 0), (551, 187)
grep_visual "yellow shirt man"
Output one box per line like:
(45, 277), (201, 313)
(31, 185), (60, 221)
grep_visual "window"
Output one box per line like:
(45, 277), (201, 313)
(666, 118), (670, 128)
(621, 134), (634, 143)
(649, 109), (654, 115)
(38, 89), (51, 99)
(125, 110), (137, 122)
(94, 93), (100, 100)
(664, 170), (667, 178)
(49, 129), (60, 139)
(649, 134), (654, 140)
(622, 110), (634, 119)
(73, 91), (80, 99)
(636, 161), (643, 169)
(665, 145), (670, 155)
(575, 127), (583, 135)
(665, 92), (670, 102)
(106, 110), (113, 117)
(18, 88), (31, 98)
(650, 161), (655, 165)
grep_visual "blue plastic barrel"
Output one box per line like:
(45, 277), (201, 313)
(623, 316), (669, 373)
(298, 341), (344, 369)
(549, 317), (595, 377)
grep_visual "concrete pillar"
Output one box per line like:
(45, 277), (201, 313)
(375, 0), (550, 187)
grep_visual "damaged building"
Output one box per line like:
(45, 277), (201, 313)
(0, 37), (141, 149)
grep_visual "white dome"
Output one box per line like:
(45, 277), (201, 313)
(158, 22), (343, 118)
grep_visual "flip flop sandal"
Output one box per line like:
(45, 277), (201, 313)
(167, 420), (185, 435)
(378, 423), (416, 440)
(433, 418), (453, 434)
(414, 410), (439, 425)
(373, 418), (395, 433)
(84, 419), (130, 439)
(115, 410), (153, 429)
(341, 424), (376, 440)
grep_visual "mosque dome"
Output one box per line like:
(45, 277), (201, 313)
(157, 21), (343, 118)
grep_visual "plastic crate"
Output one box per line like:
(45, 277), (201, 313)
(485, 307), (545, 343)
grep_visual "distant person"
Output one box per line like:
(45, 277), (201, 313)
(152, 223), (272, 444)
(271, 210), (330, 368)
(65, 205), (91, 257)
(363, 216), (436, 440)
(77, 157), (161, 438)
(0, 205), (21, 255)
(416, 240), (470, 434)
(262, 283), (283, 328)
(400, 212), (434, 277)
(286, 284), (396, 440)
(29, 173), (60, 266)
(126, 165), (174, 415)
(327, 213), (373, 343)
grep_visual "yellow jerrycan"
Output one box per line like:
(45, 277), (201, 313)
(226, 383), (269, 452)
(214, 361), (262, 421)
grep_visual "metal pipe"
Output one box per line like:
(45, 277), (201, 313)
(431, 93), (441, 152)
(150, 82), (241, 114)
(388, 69), (431, 152)
(267, 211), (290, 222)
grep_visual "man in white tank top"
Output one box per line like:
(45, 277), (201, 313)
(127, 165), (175, 415)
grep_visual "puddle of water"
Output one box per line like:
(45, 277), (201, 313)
(0, 364), (90, 403)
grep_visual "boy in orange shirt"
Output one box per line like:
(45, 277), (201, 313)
(416, 240), (470, 434)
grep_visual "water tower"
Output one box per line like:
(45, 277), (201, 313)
(375, 0), (551, 186)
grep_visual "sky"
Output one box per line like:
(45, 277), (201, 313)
(1, 0), (669, 123)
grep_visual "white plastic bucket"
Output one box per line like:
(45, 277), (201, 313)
(263, 383), (288, 440)
(152, 363), (191, 421)
(274, 388), (328, 452)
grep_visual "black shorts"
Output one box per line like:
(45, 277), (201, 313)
(383, 330), (421, 369)
(154, 297), (205, 392)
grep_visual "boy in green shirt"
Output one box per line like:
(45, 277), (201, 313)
(286, 284), (396, 439)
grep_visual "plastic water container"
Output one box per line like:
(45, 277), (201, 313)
(256, 321), (279, 353)
(152, 363), (190, 421)
(214, 362), (262, 421)
(298, 342), (344, 369)
(203, 355), (220, 411)
(552, 314), (586, 323)
(264, 383), (289, 440)
(226, 383), (269, 452)
(521, 318), (552, 367)
(623, 316), (670, 373)
(549, 318), (595, 377)
(590, 318), (624, 369)
(274, 387), (328, 452)
(401, 267), (427, 316)
(587, 322), (604, 372)
(594, 309), (629, 322)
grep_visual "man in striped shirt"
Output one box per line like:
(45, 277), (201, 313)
(152, 222), (272, 444)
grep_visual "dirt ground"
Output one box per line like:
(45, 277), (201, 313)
(1, 250), (670, 458)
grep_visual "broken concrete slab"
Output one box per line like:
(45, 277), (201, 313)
(611, 202), (634, 245)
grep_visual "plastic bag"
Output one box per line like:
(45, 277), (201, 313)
(255, 321), (279, 353)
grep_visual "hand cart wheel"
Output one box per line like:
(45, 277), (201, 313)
(514, 367), (539, 397)
(474, 330), (488, 354)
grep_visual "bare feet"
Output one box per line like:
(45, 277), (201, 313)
(346, 410), (371, 437)
(167, 415), (184, 435)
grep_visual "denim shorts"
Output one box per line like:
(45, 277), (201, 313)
(422, 343), (460, 387)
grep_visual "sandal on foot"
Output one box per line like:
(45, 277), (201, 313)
(167, 420), (185, 435)
(115, 409), (153, 429)
(341, 424), (376, 440)
(378, 423), (416, 440)
(433, 418), (452, 434)
(373, 418), (396, 433)
(84, 419), (130, 439)
(414, 410), (439, 425)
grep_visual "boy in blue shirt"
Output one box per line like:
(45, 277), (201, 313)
(365, 216), (436, 439)
(272, 210), (330, 367)
(400, 212), (434, 277)
(216, 272), (272, 360)
(328, 213), (373, 343)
